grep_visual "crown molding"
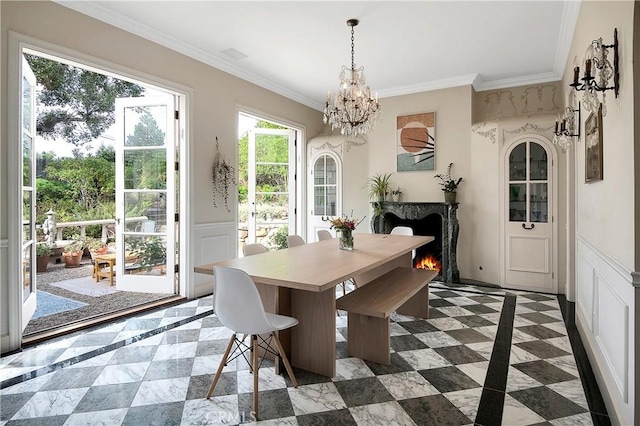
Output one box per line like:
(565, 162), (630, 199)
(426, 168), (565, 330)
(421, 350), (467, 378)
(554, 0), (582, 77)
(377, 74), (479, 98)
(54, 1), (323, 111)
(474, 71), (561, 92)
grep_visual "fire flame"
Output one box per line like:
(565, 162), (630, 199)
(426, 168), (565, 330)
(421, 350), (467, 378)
(415, 255), (441, 272)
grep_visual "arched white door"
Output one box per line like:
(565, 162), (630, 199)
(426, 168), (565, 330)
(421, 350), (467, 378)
(502, 135), (557, 293)
(307, 152), (341, 242)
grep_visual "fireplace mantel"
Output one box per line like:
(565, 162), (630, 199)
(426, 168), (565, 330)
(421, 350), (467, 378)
(371, 202), (460, 283)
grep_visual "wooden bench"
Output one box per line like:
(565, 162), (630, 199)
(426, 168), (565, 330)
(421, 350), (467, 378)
(336, 267), (438, 365)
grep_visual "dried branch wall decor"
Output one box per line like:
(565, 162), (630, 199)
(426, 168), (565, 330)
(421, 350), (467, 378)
(212, 137), (237, 211)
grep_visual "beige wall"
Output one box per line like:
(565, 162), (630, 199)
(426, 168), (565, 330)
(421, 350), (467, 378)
(0, 1), (322, 352)
(564, 1), (636, 424)
(362, 86), (474, 276)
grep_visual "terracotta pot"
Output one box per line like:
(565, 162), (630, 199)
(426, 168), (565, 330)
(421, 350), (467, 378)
(63, 251), (83, 268)
(36, 255), (50, 273)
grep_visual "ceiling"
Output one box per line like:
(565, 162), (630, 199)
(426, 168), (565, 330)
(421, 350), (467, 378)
(58, 1), (580, 111)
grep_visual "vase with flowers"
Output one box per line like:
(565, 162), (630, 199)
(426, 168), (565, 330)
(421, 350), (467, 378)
(325, 213), (365, 250)
(434, 162), (463, 204)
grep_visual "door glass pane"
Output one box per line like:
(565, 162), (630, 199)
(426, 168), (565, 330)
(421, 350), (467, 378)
(326, 157), (336, 184)
(509, 183), (526, 222)
(257, 163), (288, 193)
(124, 234), (166, 277)
(124, 149), (167, 190)
(509, 143), (526, 180)
(23, 191), (32, 242)
(22, 76), (32, 132)
(327, 186), (337, 216)
(255, 193), (288, 224)
(23, 245), (33, 302)
(314, 186), (325, 216)
(529, 143), (547, 180)
(124, 107), (166, 147)
(530, 183), (548, 223)
(124, 192), (166, 231)
(23, 134), (32, 186)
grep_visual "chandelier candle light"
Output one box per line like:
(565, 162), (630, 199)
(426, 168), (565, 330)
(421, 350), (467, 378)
(323, 19), (381, 136)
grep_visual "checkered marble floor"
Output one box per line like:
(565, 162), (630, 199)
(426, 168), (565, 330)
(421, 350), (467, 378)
(0, 283), (609, 425)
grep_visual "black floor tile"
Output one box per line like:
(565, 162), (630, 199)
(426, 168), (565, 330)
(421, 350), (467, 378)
(390, 335), (428, 352)
(516, 325), (564, 340)
(517, 312), (560, 324)
(296, 408), (357, 426)
(121, 401), (185, 426)
(515, 341), (571, 359)
(475, 387), (506, 426)
(419, 366), (480, 393)
(399, 394), (471, 425)
(433, 345), (487, 365)
(509, 386), (587, 420)
(395, 320), (438, 334)
(238, 388), (294, 421)
(334, 377), (394, 407)
(445, 328), (492, 344)
(513, 360), (577, 385)
(74, 382), (139, 412)
(364, 353), (414, 376)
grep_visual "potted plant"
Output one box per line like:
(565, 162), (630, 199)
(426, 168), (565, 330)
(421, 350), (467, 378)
(391, 187), (403, 202)
(62, 239), (84, 268)
(434, 162), (463, 204)
(85, 238), (108, 256)
(367, 172), (392, 202)
(36, 243), (52, 273)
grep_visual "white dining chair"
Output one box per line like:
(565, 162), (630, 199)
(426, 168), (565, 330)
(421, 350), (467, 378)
(207, 266), (299, 418)
(317, 230), (333, 241)
(390, 226), (416, 259)
(243, 243), (268, 256)
(286, 234), (305, 247)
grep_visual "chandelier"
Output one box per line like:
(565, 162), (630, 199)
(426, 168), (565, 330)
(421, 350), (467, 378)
(323, 19), (381, 136)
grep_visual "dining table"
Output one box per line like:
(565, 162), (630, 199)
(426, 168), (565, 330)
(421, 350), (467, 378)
(194, 232), (434, 378)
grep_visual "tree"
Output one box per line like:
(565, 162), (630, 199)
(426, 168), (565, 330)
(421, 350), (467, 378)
(25, 54), (145, 146)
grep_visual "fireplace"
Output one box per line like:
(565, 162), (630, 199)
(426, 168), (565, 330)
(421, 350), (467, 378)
(371, 202), (460, 283)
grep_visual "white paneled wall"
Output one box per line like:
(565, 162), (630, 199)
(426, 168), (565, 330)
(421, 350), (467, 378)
(576, 237), (634, 424)
(192, 222), (237, 298)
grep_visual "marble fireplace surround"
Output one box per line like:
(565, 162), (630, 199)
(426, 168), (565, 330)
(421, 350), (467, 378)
(371, 202), (460, 283)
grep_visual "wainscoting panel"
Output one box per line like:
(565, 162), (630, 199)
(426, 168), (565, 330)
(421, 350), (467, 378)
(192, 222), (237, 298)
(576, 250), (595, 332)
(576, 236), (634, 424)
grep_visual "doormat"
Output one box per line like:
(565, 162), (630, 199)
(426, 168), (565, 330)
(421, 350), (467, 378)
(33, 291), (87, 319)
(49, 276), (119, 297)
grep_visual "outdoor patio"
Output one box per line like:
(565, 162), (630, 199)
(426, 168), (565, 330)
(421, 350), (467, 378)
(26, 256), (175, 337)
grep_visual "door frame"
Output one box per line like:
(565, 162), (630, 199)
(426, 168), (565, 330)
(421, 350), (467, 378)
(5, 31), (193, 352)
(499, 133), (558, 292)
(236, 106), (306, 254)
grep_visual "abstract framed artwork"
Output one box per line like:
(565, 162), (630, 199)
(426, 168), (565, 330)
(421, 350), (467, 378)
(585, 103), (603, 183)
(397, 112), (435, 171)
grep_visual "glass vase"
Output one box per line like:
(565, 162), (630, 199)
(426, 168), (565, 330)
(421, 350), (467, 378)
(339, 229), (354, 251)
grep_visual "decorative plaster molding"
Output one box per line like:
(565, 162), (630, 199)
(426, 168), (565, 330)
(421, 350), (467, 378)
(631, 272), (640, 288)
(484, 90), (517, 119)
(344, 138), (367, 152)
(501, 123), (555, 145)
(471, 123), (497, 144)
(521, 84), (558, 115)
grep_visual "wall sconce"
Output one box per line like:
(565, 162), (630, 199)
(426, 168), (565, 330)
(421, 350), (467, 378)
(569, 28), (619, 116)
(553, 102), (581, 151)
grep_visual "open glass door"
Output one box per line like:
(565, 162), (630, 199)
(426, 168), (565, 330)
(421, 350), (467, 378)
(21, 56), (37, 329)
(246, 127), (296, 245)
(114, 96), (176, 294)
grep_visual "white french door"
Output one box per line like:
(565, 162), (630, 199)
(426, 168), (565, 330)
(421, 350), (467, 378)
(114, 96), (176, 294)
(307, 152), (341, 242)
(21, 56), (38, 329)
(246, 128), (296, 244)
(503, 136), (556, 293)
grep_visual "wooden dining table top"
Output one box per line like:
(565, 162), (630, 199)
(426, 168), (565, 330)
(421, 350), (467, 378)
(194, 233), (434, 292)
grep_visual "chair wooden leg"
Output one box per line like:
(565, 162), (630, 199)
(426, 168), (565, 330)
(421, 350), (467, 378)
(272, 333), (298, 388)
(206, 334), (236, 399)
(252, 335), (259, 418)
